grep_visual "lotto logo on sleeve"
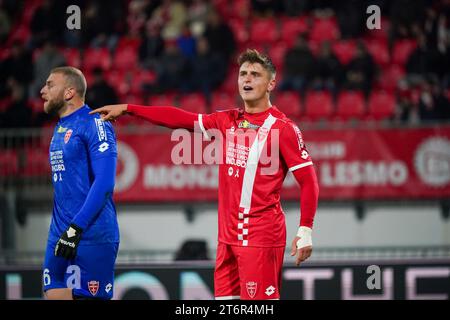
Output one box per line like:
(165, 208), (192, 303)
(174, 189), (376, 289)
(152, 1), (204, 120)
(88, 280), (99, 296)
(98, 142), (109, 152)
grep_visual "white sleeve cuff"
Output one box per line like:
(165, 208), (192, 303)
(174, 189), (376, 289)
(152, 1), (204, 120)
(289, 161), (313, 172)
(296, 226), (312, 249)
(198, 114), (210, 140)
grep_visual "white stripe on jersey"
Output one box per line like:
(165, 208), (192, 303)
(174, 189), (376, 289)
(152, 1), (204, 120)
(289, 161), (313, 172)
(237, 114), (277, 246)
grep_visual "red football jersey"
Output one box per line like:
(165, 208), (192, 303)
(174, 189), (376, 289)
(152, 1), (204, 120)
(198, 106), (313, 247)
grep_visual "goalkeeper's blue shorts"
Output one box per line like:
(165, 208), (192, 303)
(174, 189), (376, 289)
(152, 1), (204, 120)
(42, 240), (119, 299)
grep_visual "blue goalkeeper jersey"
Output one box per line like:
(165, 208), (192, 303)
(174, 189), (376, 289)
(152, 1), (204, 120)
(48, 105), (119, 245)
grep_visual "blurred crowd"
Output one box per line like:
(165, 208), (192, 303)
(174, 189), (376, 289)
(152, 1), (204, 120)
(0, 0), (449, 128)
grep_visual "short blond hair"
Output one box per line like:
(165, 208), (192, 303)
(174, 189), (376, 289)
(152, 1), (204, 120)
(51, 66), (87, 100)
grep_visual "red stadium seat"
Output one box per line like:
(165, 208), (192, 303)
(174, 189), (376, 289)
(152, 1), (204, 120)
(274, 91), (302, 119)
(228, 19), (249, 44)
(211, 92), (237, 111)
(105, 69), (130, 97)
(332, 40), (356, 65)
(279, 16), (309, 46)
(83, 48), (111, 71)
(310, 17), (339, 43)
(116, 36), (141, 52)
(392, 39), (417, 66)
(21, 146), (50, 177)
(335, 90), (366, 121)
(0, 149), (18, 177)
(377, 64), (405, 92)
(129, 69), (156, 94)
(178, 93), (208, 114)
(270, 42), (288, 70)
(113, 46), (138, 71)
(60, 48), (82, 69)
(363, 39), (390, 66)
(219, 70), (238, 95)
(249, 18), (279, 44)
(148, 93), (176, 106)
(304, 91), (334, 121)
(367, 90), (396, 120)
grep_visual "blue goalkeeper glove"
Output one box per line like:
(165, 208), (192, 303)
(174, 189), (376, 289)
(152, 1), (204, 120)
(54, 223), (83, 260)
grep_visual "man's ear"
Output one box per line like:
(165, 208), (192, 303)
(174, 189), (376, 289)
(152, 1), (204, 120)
(64, 88), (75, 101)
(267, 78), (276, 93)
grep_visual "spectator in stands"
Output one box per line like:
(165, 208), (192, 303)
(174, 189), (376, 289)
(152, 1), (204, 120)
(139, 20), (165, 70)
(86, 67), (119, 110)
(0, 2), (11, 45)
(152, 0), (187, 40)
(29, 0), (66, 48)
(0, 82), (33, 128)
(0, 40), (33, 98)
(184, 37), (224, 98)
(279, 33), (315, 94)
(311, 41), (342, 94)
(343, 41), (375, 96)
(389, 0), (427, 44)
(187, 0), (212, 37)
(203, 10), (236, 66)
(153, 39), (187, 92)
(126, 0), (150, 37)
(176, 23), (197, 59)
(30, 40), (66, 98)
(282, 0), (309, 16)
(418, 78), (450, 121)
(406, 32), (444, 83)
(335, 0), (365, 39)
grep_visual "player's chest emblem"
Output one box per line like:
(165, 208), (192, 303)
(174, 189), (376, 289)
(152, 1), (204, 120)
(64, 129), (73, 144)
(88, 280), (99, 296)
(246, 281), (257, 298)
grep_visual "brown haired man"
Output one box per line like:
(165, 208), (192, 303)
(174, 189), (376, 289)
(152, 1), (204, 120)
(91, 49), (319, 300)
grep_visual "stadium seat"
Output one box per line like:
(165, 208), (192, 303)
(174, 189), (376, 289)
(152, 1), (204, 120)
(129, 69), (156, 94)
(335, 90), (366, 121)
(60, 48), (82, 69)
(377, 64), (405, 92)
(392, 39), (417, 66)
(148, 93), (176, 106)
(0, 149), (18, 177)
(83, 47), (111, 71)
(178, 93), (208, 114)
(21, 146), (50, 177)
(219, 70), (238, 95)
(367, 90), (396, 120)
(228, 19), (249, 44)
(211, 92), (237, 111)
(332, 40), (356, 65)
(270, 42), (288, 70)
(279, 16), (309, 46)
(105, 69), (130, 97)
(249, 18), (279, 44)
(113, 46), (138, 71)
(363, 39), (390, 66)
(273, 91), (302, 119)
(304, 90), (334, 121)
(310, 17), (339, 43)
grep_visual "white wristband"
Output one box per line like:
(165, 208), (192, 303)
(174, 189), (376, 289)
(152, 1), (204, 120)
(296, 226), (312, 249)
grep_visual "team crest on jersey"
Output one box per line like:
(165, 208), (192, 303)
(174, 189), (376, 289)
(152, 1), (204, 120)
(246, 281), (257, 298)
(238, 120), (260, 129)
(64, 129), (73, 144)
(88, 280), (99, 296)
(258, 127), (269, 141)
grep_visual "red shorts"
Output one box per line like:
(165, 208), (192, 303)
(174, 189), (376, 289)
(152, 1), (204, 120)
(214, 242), (285, 300)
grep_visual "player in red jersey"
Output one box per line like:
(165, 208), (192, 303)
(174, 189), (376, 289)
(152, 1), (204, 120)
(91, 49), (319, 300)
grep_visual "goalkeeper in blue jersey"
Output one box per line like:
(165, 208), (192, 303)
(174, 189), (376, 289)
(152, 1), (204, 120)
(40, 67), (119, 300)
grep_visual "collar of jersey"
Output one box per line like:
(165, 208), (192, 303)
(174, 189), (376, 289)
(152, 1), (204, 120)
(243, 106), (275, 119)
(59, 104), (88, 123)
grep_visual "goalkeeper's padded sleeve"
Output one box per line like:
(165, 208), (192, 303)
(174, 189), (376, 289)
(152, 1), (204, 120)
(127, 105), (199, 130)
(71, 155), (116, 230)
(292, 165), (319, 229)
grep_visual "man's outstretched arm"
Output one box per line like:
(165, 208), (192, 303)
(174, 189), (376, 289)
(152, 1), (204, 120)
(90, 104), (199, 130)
(290, 165), (319, 266)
